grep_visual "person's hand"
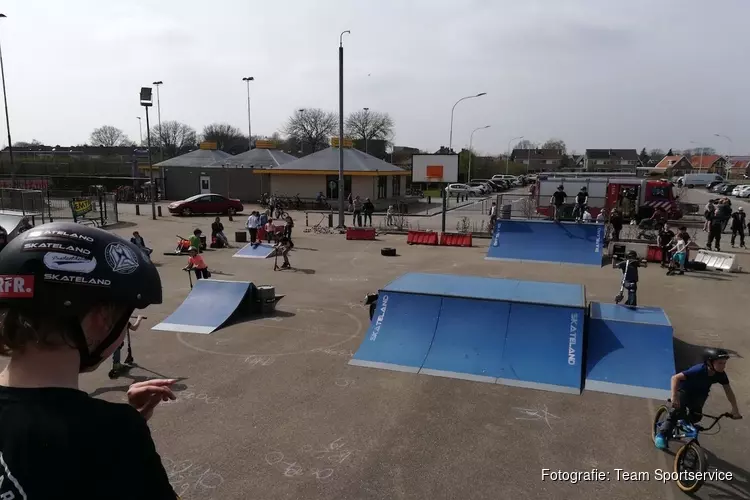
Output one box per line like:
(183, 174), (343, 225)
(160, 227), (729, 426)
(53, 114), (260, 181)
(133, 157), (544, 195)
(127, 379), (177, 421)
(671, 397), (680, 409)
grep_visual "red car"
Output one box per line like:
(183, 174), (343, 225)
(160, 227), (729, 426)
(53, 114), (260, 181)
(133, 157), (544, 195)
(168, 193), (244, 216)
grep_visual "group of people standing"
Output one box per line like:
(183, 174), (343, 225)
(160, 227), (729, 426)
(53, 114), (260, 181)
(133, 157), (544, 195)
(704, 198), (746, 251)
(346, 193), (376, 227)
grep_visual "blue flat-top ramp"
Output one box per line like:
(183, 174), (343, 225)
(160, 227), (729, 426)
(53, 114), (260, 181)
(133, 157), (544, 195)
(349, 292), (441, 373)
(233, 242), (275, 259)
(350, 273), (585, 394)
(486, 220), (604, 267)
(585, 302), (674, 399)
(153, 279), (253, 334)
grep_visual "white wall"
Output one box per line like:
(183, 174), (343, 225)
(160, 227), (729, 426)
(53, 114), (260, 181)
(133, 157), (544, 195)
(351, 176), (375, 199)
(270, 175), (326, 198)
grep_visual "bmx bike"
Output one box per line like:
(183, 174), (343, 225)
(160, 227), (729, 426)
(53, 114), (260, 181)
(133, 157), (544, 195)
(652, 399), (741, 493)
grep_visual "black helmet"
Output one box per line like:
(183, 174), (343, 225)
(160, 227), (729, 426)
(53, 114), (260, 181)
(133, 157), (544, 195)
(704, 348), (730, 364)
(626, 250), (638, 259)
(0, 222), (161, 371)
(557, 185), (564, 190)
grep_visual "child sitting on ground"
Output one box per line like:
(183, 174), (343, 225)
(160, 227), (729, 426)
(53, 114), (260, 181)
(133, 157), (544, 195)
(183, 246), (210, 280)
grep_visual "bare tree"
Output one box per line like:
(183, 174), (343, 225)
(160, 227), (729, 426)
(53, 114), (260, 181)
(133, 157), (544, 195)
(201, 123), (248, 154)
(90, 126), (132, 147)
(150, 120), (197, 159)
(345, 109), (394, 142)
(12, 139), (44, 148)
(514, 139), (537, 150)
(282, 108), (336, 152)
(541, 138), (566, 153)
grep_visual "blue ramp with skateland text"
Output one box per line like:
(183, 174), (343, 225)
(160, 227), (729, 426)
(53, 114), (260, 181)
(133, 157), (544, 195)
(486, 220), (605, 267)
(584, 302), (674, 399)
(152, 279), (254, 334)
(233, 242), (275, 259)
(350, 273), (585, 394)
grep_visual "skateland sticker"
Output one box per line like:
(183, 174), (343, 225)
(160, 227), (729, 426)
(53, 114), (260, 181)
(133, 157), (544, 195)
(23, 242), (91, 255)
(43, 252), (97, 274)
(369, 294), (389, 341)
(43, 273), (111, 286)
(0, 275), (35, 297)
(104, 242), (139, 274)
(26, 229), (94, 242)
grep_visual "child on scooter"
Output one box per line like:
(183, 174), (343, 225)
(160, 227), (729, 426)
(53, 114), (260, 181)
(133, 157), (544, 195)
(183, 246), (209, 279)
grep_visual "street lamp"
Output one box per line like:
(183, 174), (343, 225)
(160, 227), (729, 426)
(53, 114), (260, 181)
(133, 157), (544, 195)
(136, 117), (143, 145)
(506, 136), (524, 174)
(242, 77), (254, 150)
(468, 125), (490, 182)
(337, 30), (351, 228)
(152, 81), (163, 161)
(448, 92), (486, 152)
(140, 87), (156, 220)
(363, 107), (370, 154)
(0, 14), (13, 169)
(714, 133), (732, 177)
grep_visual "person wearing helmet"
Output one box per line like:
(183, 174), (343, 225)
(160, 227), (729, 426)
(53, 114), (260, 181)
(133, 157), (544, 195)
(573, 186), (588, 222)
(550, 185), (567, 221)
(730, 206), (746, 248)
(0, 222), (178, 498)
(654, 349), (742, 449)
(615, 250), (640, 306)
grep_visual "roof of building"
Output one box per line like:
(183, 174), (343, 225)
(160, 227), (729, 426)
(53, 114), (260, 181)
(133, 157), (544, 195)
(218, 148), (298, 168)
(510, 148), (564, 160)
(155, 149), (231, 168)
(266, 147), (408, 175)
(654, 155), (692, 170)
(729, 159), (749, 171)
(585, 149), (640, 161)
(690, 154), (726, 169)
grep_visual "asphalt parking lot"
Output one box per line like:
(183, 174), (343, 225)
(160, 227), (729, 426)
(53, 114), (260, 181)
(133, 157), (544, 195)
(7, 206), (750, 499)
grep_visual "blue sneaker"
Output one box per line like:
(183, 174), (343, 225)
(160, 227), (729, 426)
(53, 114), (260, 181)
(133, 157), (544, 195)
(654, 433), (668, 450)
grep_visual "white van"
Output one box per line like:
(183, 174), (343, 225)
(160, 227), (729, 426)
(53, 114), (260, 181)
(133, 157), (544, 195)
(680, 173), (723, 188)
(491, 174), (517, 182)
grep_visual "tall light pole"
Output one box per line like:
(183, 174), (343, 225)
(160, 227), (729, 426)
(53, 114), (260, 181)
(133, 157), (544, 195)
(363, 107), (369, 154)
(140, 87), (156, 220)
(448, 92), (486, 152)
(338, 30), (350, 228)
(506, 135), (524, 174)
(136, 117), (143, 145)
(0, 14), (13, 170)
(153, 81), (163, 161)
(243, 76), (254, 150)
(714, 133), (732, 177)
(689, 140), (704, 173)
(468, 125), (490, 182)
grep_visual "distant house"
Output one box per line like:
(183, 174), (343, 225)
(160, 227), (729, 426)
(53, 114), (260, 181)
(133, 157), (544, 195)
(576, 149), (641, 172)
(728, 159), (749, 177)
(653, 155), (692, 176)
(510, 148), (564, 172)
(391, 146), (421, 170)
(688, 154), (728, 174)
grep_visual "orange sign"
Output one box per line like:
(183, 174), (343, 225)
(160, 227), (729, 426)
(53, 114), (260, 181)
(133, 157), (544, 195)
(331, 137), (354, 148)
(255, 140), (275, 149)
(200, 141), (218, 150)
(426, 165), (444, 178)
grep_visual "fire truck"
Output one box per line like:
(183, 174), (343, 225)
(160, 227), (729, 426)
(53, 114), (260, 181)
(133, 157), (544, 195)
(534, 174), (682, 221)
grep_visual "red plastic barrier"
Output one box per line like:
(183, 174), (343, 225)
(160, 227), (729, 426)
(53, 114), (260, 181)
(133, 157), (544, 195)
(440, 232), (473, 247)
(407, 230), (438, 246)
(646, 245), (662, 262)
(346, 227), (376, 240)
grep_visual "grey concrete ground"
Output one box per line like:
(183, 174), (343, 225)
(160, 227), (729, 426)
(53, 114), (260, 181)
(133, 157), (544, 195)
(6, 201), (750, 499)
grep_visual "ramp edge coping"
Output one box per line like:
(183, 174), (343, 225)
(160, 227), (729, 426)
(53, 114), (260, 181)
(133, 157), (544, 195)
(495, 377), (581, 395)
(373, 288), (586, 310)
(588, 304), (673, 327)
(152, 323), (216, 335)
(484, 256), (603, 268)
(584, 380), (670, 400)
(418, 368), (497, 384)
(347, 359), (421, 374)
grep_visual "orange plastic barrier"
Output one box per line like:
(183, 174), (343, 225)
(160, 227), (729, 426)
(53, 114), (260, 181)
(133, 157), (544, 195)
(346, 227), (376, 240)
(407, 230), (439, 246)
(439, 232), (472, 247)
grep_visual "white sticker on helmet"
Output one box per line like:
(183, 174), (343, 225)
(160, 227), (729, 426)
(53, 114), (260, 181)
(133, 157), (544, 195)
(105, 242), (139, 274)
(43, 252), (97, 274)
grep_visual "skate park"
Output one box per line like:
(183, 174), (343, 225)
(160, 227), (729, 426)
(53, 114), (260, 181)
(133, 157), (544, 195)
(14, 195), (738, 500)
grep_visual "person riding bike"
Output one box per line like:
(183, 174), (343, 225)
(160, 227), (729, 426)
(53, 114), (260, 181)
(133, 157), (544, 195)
(654, 348), (742, 450)
(0, 222), (179, 498)
(573, 186), (588, 222)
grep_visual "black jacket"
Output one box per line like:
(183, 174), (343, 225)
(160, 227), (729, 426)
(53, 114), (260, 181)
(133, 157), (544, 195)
(730, 211), (746, 230)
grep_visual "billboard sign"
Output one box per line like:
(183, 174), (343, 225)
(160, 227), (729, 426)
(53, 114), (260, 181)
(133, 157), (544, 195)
(411, 154), (458, 183)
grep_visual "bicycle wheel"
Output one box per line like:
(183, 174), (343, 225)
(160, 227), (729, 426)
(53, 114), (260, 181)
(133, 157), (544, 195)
(652, 405), (669, 442)
(674, 441), (708, 493)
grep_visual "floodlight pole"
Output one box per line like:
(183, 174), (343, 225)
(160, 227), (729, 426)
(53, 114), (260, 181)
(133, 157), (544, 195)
(140, 86), (156, 220)
(338, 30), (350, 228)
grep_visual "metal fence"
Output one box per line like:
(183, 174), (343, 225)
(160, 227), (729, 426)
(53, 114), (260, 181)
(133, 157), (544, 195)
(0, 188), (47, 222)
(47, 193), (119, 226)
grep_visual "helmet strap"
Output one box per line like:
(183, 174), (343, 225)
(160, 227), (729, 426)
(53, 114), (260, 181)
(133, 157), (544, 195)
(66, 308), (134, 372)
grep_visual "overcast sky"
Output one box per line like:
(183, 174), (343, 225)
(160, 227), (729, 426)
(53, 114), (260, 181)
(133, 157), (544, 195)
(1, 0), (748, 155)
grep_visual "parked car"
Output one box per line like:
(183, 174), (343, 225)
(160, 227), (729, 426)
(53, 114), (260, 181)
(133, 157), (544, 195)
(681, 173), (723, 188)
(707, 180), (724, 190)
(731, 185), (750, 196)
(467, 181), (491, 194)
(718, 183), (737, 195)
(445, 183), (483, 197)
(470, 178), (501, 192)
(736, 185), (750, 198)
(167, 193), (244, 216)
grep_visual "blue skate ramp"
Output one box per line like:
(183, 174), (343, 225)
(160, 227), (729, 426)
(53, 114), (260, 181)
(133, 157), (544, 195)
(486, 220), (605, 267)
(349, 292), (442, 373)
(585, 302), (674, 399)
(233, 242), (275, 259)
(153, 279), (254, 334)
(350, 273), (586, 394)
